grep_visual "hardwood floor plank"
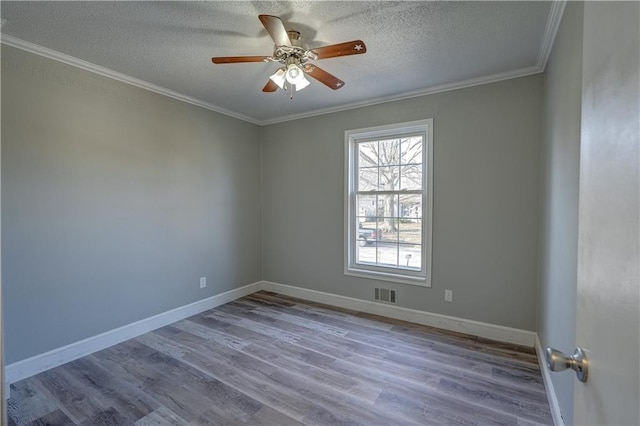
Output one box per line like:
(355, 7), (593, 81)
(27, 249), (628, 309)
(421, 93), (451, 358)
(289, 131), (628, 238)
(375, 389), (518, 426)
(24, 409), (76, 426)
(437, 378), (551, 423)
(247, 293), (394, 332)
(79, 407), (128, 426)
(63, 357), (158, 422)
(7, 291), (553, 425)
(492, 366), (545, 387)
(242, 405), (304, 426)
(95, 343), (216, 423)
(176, 320), (403, 425)
(7, 383), (56, 426)
(121, 338), (263, 424)
(33, 368), (110, 424)
(164, 325), (396, 425)
(136, 330), (314, 421)
(382, 350), (547, 402)
(173, 319), (381, 403)
(133, 406), (185, 426)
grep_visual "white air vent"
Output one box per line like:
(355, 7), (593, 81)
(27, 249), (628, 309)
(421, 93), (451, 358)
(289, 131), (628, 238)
(374, 288), (397, 304)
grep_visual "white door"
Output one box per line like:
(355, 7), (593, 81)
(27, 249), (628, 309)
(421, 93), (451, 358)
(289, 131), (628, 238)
(574, 2), (639, 425)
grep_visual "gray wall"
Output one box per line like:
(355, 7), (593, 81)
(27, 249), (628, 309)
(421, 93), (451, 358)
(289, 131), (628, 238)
(261, 75), (543, 331)
(1, 46), (262, 364)
(537, 3), (583, 424)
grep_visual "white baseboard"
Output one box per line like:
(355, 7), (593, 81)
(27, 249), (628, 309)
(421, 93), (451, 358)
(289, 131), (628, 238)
(5, 281), (262, 388)
(535, 334), (565, 426)
(260, 281), (536, 347)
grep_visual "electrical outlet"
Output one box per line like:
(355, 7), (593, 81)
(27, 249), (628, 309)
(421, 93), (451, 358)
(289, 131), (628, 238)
(444, 289), (453, 302)
(200, 277), (206, 289)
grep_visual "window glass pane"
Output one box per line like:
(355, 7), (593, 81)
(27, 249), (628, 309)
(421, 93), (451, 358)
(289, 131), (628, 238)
(399, 220), (421, 245)
(377, 243), (399, 268)
(401, 136), (423, 165)
(399, 194), (422, 220)
(379, 139), (400, 166)
(377, 194), (400, 222)
(378, 166), (399, 191)
(358, 168), (378, 191)
(400, 164), (422, 190)
(356, 240), (376, 264)
(378, 217), (399, 243)
(356, 217), (380, 264)
(358, 142), (378, 167)
(356, 194), (376, 220)
(399, 243), (421, 270)
(375, 196), (384, 217)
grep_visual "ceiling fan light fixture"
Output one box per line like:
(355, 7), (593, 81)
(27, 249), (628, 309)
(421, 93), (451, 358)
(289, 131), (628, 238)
(285, 63), (305, 85)
(295, 76), (311, 91)
(269, 68), (286, 89)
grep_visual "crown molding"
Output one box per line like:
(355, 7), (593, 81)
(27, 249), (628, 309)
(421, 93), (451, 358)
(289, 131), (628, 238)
(0, 34), (261, 125)
(260, 65), (542, 125)
(537, 0), (567, 71)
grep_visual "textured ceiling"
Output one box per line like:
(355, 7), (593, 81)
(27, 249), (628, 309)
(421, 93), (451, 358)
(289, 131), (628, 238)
(0, 1), (553, 124)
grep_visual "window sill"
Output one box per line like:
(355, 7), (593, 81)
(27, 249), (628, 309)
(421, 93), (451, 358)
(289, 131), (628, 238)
(345, 267), (431, 287)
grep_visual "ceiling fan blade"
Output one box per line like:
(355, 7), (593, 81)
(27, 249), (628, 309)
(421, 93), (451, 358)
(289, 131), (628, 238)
(259, 15), (292, 47)
(311, 40), (367, 60)
(262, 79), (279, 92)
(304, 65), (345, 90)
(212, 56), (268, 64)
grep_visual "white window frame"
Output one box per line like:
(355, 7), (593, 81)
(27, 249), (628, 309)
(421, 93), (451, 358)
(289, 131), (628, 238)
(344, 119), (433, 287)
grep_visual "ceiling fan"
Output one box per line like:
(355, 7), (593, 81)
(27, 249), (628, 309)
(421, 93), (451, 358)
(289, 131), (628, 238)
(211, 15), (367, 98)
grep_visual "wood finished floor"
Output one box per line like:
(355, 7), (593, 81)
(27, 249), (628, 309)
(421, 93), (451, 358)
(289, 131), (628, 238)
(8, 291), (553, 426)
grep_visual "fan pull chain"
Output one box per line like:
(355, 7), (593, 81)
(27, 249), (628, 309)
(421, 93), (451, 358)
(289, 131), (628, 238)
(284, 81), (293, 100)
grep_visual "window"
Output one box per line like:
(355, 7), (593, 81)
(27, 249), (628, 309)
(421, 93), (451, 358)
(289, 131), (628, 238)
(345, 119), (433, 286)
